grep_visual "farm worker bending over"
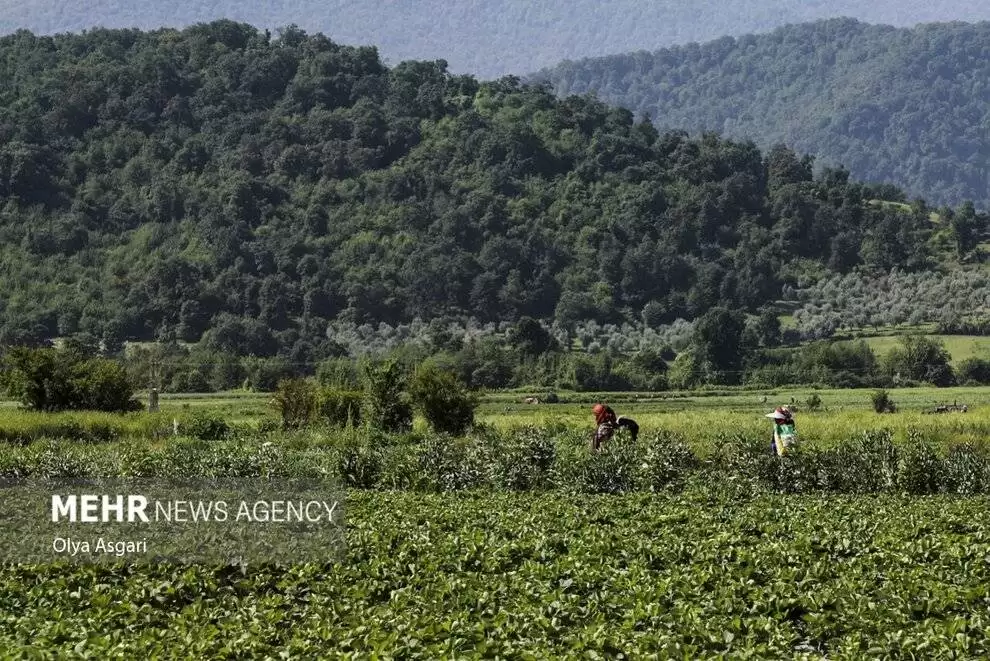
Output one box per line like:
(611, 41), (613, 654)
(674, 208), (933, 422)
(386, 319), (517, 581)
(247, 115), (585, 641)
(591, 403), (639, 451)
(766, 407), (796, 456)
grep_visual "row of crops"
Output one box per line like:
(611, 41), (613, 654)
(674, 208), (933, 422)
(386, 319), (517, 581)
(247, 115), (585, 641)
(2, 491), (988, 657)
(1, 420), (988, 657)
(2, 425), (989, 495)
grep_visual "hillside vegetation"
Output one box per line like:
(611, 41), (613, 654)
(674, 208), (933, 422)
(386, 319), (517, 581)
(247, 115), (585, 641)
(536, 19), (990, 209)
(5, 21), (983, 368)
(3, 2), (990, 77)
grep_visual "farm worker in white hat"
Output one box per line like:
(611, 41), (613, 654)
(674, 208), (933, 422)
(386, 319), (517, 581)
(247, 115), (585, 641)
(766, 406), (796, 456)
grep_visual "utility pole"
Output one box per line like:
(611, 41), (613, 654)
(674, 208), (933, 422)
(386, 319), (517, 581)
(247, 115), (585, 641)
(148, 354), (162, 413)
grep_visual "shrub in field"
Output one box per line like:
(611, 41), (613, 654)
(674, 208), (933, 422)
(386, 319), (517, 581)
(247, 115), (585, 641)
(361, 359), (413, 433)
(956, 357), (990, 385)
(377, 444), (422, 489)
(568, 437), (641, 494)
(409, 363), (477, 435)
(805, 392), (822, 411)
(871, 389), (896, 413)
(182, 411), (230, 441)
(774, 446), (828, 493)
(491, 426), (558, 491)
(821, 431), (899, 492)
(335, 437), (382, 488)
(1, 347), (141, 412)
(642, 430), (699, 491)
(897, 432), (944, 494)
(858, 430), (900, 490)
(883, 335), (956, 387)
(271, 378), (319, 429)
(941, 444), (989, 494)
(72, 359), (143, 412)
(417, 434), (487, 491)
(715, 432), (779, 491)
(317, 357), (360, 389)
(318, 389), (363, 427)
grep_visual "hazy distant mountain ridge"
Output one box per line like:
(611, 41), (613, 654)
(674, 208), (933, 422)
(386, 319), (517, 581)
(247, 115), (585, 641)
(3, 1), (990, 77)
(536, 19), (990, 208)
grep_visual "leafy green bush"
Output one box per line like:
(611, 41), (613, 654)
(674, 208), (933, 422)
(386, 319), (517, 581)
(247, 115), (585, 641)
(805, 392), (822, 411)
(416, 435), (487, 492)
(377, 444), (422, 490)
(568, 436), (641, 494)
(182, 411), (231, 441)
(335, 437), (382, 488)
(642, 430), (700, 492)
(942, 444), (989, 494)
(317, 357), (360, 389)
(871, 389), (896, 413)
(491, 426), (558, 491)
(956, 357), (990, 385)
(408, 363), (477, 435)
(819, 431), (899, 493)
(897, 433), (944, 494)
(271, 378), (319, 430)
(1, 347), (141, 412)
(361, 360), (413, 433)
(715, 432), (778, 491)
(318, 389), (363, 427)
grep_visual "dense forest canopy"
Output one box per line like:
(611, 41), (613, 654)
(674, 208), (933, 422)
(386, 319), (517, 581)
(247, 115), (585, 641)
(2, 2), (990, 77)
(535, 19), (990, 209)
(0, 21), (984, 367)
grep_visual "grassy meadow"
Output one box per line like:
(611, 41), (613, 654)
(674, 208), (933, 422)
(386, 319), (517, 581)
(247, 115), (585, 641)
(862, 334), (990, 363)
(4, 384), (990, 447)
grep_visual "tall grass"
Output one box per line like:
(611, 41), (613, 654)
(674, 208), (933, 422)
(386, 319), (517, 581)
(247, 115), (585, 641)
(0, 411), (174, 444)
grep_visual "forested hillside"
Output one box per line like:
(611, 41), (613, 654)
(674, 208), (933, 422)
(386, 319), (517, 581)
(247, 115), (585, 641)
(3, 1), (990, 77)
(536, 19), (990, 209)
(0, 21), (982, 365)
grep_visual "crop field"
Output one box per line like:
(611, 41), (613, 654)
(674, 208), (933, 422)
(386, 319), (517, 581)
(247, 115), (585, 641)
(1, 391), (989, 657)
(2, 491), (988, 658)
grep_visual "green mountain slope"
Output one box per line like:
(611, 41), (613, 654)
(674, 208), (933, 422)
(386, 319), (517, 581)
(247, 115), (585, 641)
(0, 22), (976, 363)
(3, 2), (990, 77)
(535, 19), (990, 209)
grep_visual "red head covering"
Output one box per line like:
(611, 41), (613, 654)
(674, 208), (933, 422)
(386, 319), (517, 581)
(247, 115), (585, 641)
(593, 403), (615, 425)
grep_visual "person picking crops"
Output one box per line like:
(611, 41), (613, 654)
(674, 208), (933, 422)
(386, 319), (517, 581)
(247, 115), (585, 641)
(591, 403), (639, 451)
(766, 406), (796, 456)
